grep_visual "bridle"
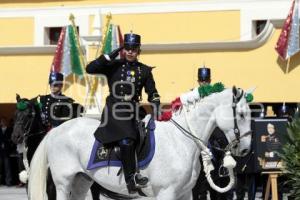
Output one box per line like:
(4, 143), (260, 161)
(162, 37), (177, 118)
(16, 102), (45, 144)
(14, 98), (47, 177)
(170, 87), (252, 153)
(224, 88), (252, 152)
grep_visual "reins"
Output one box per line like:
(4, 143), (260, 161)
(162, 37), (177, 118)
(170, 87), (249, 153)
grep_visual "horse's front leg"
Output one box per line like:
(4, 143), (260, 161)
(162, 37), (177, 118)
(155, 187), (177, 200)
(178, 191), (193, 200)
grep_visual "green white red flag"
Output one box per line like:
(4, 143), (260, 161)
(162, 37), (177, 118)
(50, 25), (84, 76)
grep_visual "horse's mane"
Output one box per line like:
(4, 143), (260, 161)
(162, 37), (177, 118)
(159, 83), (230, 121)
(177, 83), (227, 107)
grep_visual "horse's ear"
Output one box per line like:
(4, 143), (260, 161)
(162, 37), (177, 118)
(245, 87), (256, 103)
(30, 96), (38, 103)
(232, 86), (238, 97)
(32, 95), (42, 109)
(245, 87), (256, 94)
(16, 94), (21, 102)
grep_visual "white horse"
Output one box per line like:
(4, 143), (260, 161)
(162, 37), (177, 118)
(28, 87), (252, 200)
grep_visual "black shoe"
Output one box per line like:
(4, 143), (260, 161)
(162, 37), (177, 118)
(134, 173), (148, 187)
(127, 182), (138, 194)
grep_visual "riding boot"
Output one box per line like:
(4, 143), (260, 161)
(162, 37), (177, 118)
(119, 139), (148, 194)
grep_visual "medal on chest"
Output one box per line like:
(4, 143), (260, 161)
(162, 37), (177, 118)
(126, 70), (136, 82)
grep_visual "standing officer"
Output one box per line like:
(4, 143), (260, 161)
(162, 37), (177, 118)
(197, 67), (211, 86)
(193, 67), (233, 200)
(0, 118), (13, 186)
(193, 67), (212, 200)
(40, 72), (75, 129)
(86, 32), (160, 194)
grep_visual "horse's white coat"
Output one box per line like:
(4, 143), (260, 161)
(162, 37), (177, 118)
(28, 88), (252, 200)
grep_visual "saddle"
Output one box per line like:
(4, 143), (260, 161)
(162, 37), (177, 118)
(136, 114), (152, 154)
(87, 115), (155, 170)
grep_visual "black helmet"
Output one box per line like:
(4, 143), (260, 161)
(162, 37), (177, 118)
(124, 33), (141, 49)
(198, 67), (211, 82)
(49, 72), (64, 85)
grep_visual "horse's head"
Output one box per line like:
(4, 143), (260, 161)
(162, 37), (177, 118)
(213, 87), (252, 157)
(12, 94), (41, 144)
(178, 84), (253, 157)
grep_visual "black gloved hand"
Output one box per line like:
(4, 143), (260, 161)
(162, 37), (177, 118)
(108, 46), (124, 60)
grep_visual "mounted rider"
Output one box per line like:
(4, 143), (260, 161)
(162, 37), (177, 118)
(86, 32), (161, 194)
(40, 72), (75, 129)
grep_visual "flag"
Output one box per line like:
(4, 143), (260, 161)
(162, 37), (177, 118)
(88, 23), (123, 104)
(102, 24), (123, 56)
(50, 25), (84, 76)
(275, 0), (300, 60)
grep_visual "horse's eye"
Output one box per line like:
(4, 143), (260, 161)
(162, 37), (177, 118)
(240, 113), (245, 120)
(27, 111), (34, 117)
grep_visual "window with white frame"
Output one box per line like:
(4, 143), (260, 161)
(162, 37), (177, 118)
(35, 15), (89, 46)
(44, 26), (80, 45)
(252, 20), (267, 37)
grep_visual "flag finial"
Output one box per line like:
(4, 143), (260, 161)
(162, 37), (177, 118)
(106, 13), (112, 21)
(69, 14), (75, 21)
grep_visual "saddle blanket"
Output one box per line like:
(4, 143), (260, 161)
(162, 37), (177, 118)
(87, 119), (156, 170)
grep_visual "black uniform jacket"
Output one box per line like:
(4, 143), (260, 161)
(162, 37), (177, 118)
(0, 126), (13, 155)
(40, 93), (74, 128)
(86, 55), (160, 144)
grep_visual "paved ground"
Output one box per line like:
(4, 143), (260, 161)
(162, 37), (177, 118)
(0, 186), (290, 200)
(0, 187), (153, 200)
(0, 186), (27, 200)
(0, 186), (93, 200)
(0, 186), (241, 200)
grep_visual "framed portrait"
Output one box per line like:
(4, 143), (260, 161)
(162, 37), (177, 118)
(252, 118), (288, 172)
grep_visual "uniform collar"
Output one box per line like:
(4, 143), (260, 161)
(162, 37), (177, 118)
(125, 60), (139, 67)
(50, 92), (63, 98)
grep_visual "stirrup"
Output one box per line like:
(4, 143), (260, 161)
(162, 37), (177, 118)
(134, 173), (148, 188)
(126, 173), (148, 194)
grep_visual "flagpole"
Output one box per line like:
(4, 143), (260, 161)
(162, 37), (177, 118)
(96, 13), (112, 58)
(286, 58), (291, 74)
(69, 14), (86, 65)
(69, 14), (102, 114)
(87, 13), (112, 109)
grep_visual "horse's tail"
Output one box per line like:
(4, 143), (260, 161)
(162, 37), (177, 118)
(28, 135), (49, 200)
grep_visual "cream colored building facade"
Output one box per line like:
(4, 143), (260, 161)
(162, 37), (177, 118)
(0, 0), (299, 119)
